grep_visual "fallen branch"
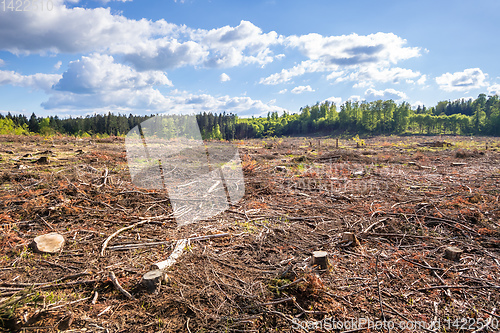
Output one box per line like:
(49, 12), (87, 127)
(153, 239), (187, 270)
(100, 220), (149, 256)
(109, 271), (134, 300)
(108, 233), (229, 252)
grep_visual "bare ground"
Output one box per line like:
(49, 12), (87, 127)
(0, 134), (499, 332)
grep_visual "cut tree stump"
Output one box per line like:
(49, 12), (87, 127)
(31, 233), (65, 254)
(35, 156), (49, 164)
(444, 246), (463, 261)
(312, 251), (329, 269)
(142, 269), (168, 292)
(341, 232), (360, 247)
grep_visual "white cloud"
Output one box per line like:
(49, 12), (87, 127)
(122, 39), (209, 70)
(260, 59), (336, 85)
(435, 68), (488, 92)
(0, 1), (174, 55)
(348, 95), (362, 102)
(0, 70), (61, 92)
(261, 32), (421, 86)
(286, 32), (420, 65)
(42, 88), (285, 116)
(219, 73), (230, 82)
(54, 61), (62, 70)
(488, 83), (500, 96)
(417, 74), (427, 85)
(323, 96), (342, 105)
(278, 89), (287, 94)
(336, 66), (423, 88)
(364, 88), (407, 101)
(411, 101), (425, 108)
(193, 20), (282, 68)
(291, 85), (314, 94)
(0, 59), (4, 67)
(53, 54), (171, 94)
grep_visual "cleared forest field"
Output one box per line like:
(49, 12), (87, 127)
(0, 134), (499, 332)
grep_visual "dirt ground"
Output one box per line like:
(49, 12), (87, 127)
(0, 134), (499, 332)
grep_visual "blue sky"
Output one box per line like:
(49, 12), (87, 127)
(1, 0), (499, 118)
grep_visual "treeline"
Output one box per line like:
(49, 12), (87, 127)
(237, 93), (500, 137)
(0, 93), (499, 139)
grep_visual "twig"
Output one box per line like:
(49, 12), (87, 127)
(375, 253), (386, 322)
(109, 271), (134, 300)
(101, 220), (149, 256)
(418, 285), (500, 291)
(108, 233), (230, 251)
(277, 278), (305, 291)
(471, 308), (496, 333)
(256, 297), (294, 307)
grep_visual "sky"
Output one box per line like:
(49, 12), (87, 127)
(1, 0), (499, 118)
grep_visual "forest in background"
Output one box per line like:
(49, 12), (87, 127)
(1, 93), (499, 139)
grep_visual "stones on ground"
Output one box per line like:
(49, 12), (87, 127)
(444, 246), (463, 261)
(31, 232), (65, 254)
(142, 269), (169, 292)
(312, 251), (329, 270)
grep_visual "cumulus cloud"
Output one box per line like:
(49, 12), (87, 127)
(488, 83), (500, 96)
(348, 95), (362, 102)
(323, 96), (342, 105)
(364, 88), (407, 101)
(0, 1), (175, 55)
(291, 85), (314, 94)
(193, 20), (282, 68)
(260, 60), (338, 85)
(122, 39), (208, 70)
(335, 66), (423, 88)
(42, 87), (285, 116)
(54, 61), (62, 70)
(411, 101), (425, 108)
(286, 32), (420, 65)
(0, 70), (61, 92)
(435, 68), (488, 92)
(278, 89), (287, 94)
(417, 74), (427, 85)
(219, 73), (230, 82)
(53, 54), (171, 94)
(260, 32), (421, 86)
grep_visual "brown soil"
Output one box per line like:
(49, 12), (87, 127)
(0, 134), (499, 332)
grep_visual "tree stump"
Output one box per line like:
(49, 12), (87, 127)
(142, 269), (168, 292)
(35, 156), (49, 164)
(31, 233), (65, 254)
(312, 251), (329, 269)
(444, 247), (463, 261)
(342, 232), (360, 247)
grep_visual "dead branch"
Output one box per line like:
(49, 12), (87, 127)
(100, 220), (149, 256)
(153, 239), (187, 270)
(109, 271), (134, 300)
